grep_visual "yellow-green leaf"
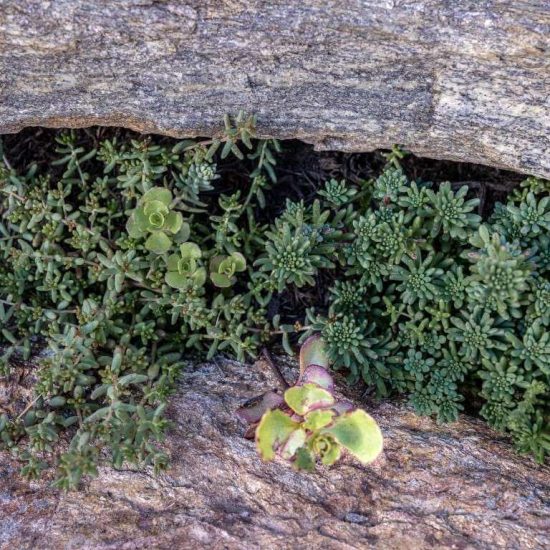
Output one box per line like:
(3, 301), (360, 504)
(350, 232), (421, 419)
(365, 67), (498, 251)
(142, 187), (172, 206)
(256, 409), (299, 461)
(303, 409), (335, 431)
(323, 409), (383, 464)
(281, 428), (307, 459)
(145, 231), (172, 254)
(284, 383), (334, 416)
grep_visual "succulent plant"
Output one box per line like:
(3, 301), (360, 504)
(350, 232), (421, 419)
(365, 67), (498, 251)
(165, 242), (206, 289)
(2, 124), (548, 489)
(236, 335), (384, 470)
(209, 251), (247, 287)
(126, 187), (185, 253)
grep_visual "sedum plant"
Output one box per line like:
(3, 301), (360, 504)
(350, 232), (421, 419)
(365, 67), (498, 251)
(165, 243), (206, 289)
(237, 336), (383, 470)
(126, 187), (184, 253)
(0, 117), (548, 490)
(209, 251), (247, 287)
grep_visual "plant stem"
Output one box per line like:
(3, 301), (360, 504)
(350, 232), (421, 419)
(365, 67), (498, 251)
(261, 347), (289, 389)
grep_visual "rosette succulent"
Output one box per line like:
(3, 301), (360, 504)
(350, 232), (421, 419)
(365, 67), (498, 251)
(209, 252), (247, 287)
(236, 335), (384, 470)
(165, 243), (206, 289)
(126, 187), (184, 253)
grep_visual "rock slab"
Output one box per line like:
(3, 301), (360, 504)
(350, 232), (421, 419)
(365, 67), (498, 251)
(1, 358), (549, 549)
(0, 0), (549, 178)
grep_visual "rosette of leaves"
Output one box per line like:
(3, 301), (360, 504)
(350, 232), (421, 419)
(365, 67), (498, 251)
(209, 251), (247, 287)
(236, 336), (384, 470)
(318, 178), (358, 207)
(373, 167), (407, 202)
(507, 192), (550, 237)
(424, 183), (480, 240)
(165, 243), (206, 289)
(126, 187), (184, 253)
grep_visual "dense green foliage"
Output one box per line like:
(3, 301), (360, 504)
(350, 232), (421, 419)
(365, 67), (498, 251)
(0, 117), (548, 487)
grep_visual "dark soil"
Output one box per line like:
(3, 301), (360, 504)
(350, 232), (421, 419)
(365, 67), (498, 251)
(1, 127), (524, 219)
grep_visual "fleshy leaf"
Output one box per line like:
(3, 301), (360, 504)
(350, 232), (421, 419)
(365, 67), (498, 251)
(300, 334), (330, 374)
(173, 222), (191, 244)
(145, 231), (172, 254)
(236, 391), (284, 424)
(299, 364), (334, 392)
(320, 440), (341, 466)
(180, 242), (202, 259)
(209, 255), (224, 273)
(281, 428), (307, 459)
(323, 409), (383, 464)
(310, 433), (342, 466)
(231, 252), (247, 272)
(164, 211), (183, 234)
(192, 267), (207, 287)
(166, 253), (180, 272)
(294, 447), (315, 471)
(133, 206), (150, 230)
(126, 214), (144, 238)
(256, 409), (299, 461)
(165, 271), (187, 289)
(303, 409), (335, 431)
(284, 383), (334, 416)
(143, 199), (169, 217)
(210, 272), (232, 288)
(142, 187), (172, 206)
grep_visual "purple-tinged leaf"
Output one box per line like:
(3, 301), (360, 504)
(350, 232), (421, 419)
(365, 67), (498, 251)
(299, 364), (334, 392)
(236, 391), (284, 424)
(284, 383), (335, 416)
(300, 334), (329, 374)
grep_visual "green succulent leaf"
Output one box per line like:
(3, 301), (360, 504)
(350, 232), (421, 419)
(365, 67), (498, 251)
(281, 428), (307, 459)
(164, 211), (183, 234)
(126, 214), (144, 239)
(310, 433), (342, 466)
(284, 383), (335, 416)
(303, 409), (335, 430)
(142, 187), (172, 206)
(145, 231), (172, 254)
(323, 410), (383, 464)
(210, 272), (233, 288)
(180, 242), (202, 260)
(256, 409), (299, 461)
(294, 447), (316, 471)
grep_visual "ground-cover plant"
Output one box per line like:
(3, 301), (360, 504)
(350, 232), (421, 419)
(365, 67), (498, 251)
(0, 117), (548, 488)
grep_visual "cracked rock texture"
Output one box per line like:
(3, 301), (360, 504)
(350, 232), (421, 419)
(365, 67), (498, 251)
(0, 0), (549, 178)
(1, 358), (549, 549)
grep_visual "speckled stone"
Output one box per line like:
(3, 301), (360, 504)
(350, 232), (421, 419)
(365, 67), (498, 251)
(0, 1), (549, 178)
(1, 357), (549, 549)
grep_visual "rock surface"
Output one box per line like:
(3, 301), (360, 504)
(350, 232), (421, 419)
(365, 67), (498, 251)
(1, 357), (549, 549)
(0, 0), (549, 178)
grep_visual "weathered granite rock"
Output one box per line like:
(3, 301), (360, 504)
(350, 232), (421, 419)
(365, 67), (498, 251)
(0, 0), (549, 178)
(1, 357), (549, 549)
